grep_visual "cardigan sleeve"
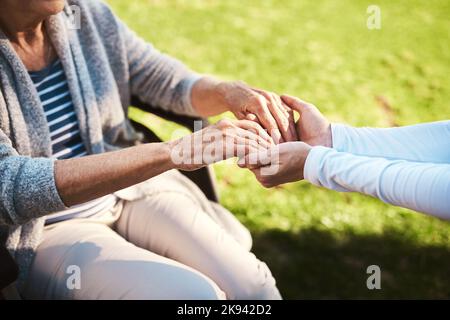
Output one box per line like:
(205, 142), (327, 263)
(0, 129), (67, 226)
(116, 16), (202, 117)
(76, 0), (203, 116)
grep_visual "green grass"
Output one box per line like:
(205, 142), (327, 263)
(107, 0), (450, 298)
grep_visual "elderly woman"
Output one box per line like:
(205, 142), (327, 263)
(0, 0), (295, 299)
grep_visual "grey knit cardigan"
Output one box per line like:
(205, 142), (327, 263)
(0, 0), (200, 288)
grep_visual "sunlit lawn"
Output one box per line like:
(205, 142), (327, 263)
(107, 0), (450, 298)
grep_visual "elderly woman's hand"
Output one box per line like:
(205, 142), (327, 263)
(168, 119), (274, 171)
(216, 81), (298, 144)
(191, 78), (297, 144)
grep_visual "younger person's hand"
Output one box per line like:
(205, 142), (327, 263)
(281, 95), (332, 147)
(238, 141), (312, 188)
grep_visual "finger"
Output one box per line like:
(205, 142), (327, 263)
(265, 93), (291, 143)
(252, 168), (273, 188)
(237, 146), (273, 170)
(233, 119), (274, 145)
(272, 94), (298, 142)
(226, 131), (268, 152)
(237, 153), (264, 170)
(244, 114), (264, 138)
(224, 120), (271, 147)
(234, 127), (271, 150)
(250, 168), (266, 187)
(213, 120), (271, 155)
(247, 167), (275, 188)
(245, 113), (260, 124)
(280, 95), (316, 115)
(233, 135), (265, 153)
(204, 135), (259, 164)
(249, 94), (282, 144)
(252, 89), (289, 143)
(232, 136), (267, 160)
(281, 100), (299, 141)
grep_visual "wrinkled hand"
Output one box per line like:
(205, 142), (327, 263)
(281, 95), (332, 147)
(233, 93), (331, 188)
(169, 119), (273, 171)
(238, 141), (312, 188)
(217, 81), (298, 144)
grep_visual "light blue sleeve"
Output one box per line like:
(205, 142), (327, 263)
(304, 146), (450, 219)
(331, 121), (450, 163)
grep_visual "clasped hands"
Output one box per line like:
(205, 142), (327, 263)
(237, 94), (332, 188)
(170, 81), (332, 188)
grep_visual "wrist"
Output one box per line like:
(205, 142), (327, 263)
(192, 77), (230, 116)
(300, 143), (312, 163)
(297, 142), (312, 180)
(322, 124), (333, 148)
(158, 141), (179, 171)
(214, 80), (234, 111)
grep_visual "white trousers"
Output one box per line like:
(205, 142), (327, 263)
(22, 170), (281, 300)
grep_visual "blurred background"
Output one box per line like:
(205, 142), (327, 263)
(106, 0), (450, 298)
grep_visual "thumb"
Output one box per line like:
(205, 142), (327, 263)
(237, 148), (273, 170)
(281, 95), (313, 115)
(245, 113), (260, 125)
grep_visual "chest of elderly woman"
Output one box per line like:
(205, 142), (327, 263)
(0, 64), (135, 157)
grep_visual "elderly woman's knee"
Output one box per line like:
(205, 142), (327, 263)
(127, 267), (226, 300)
(172, 273), (226, 300)
(228, 261), (282, 300)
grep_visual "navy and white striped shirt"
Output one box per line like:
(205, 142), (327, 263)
(30, 60), (86, 159)
(29, 60), (117, 224)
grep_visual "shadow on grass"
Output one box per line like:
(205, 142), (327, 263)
(251, 227), (450, 299)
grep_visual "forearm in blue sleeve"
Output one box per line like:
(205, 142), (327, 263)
(304, 146), (450, 219)
(331, 121), (450, 163)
